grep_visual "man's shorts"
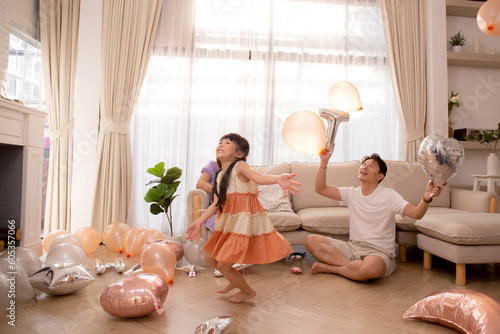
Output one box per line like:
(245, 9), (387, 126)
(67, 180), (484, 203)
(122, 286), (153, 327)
(327, 238), (396, 277)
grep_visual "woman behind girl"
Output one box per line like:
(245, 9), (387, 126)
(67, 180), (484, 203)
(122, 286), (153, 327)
(186, 133), (300, 303)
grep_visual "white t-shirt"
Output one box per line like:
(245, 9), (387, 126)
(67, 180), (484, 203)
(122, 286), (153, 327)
(339, 186), (409, 254)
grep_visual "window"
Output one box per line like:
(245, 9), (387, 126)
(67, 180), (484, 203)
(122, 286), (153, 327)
(131, 0), (399, 233)
(7, 27), (45, 111)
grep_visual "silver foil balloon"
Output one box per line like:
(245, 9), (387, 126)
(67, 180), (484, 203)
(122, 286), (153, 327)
(95, 258), (127, 274)
(176, 265), (205, 277)
(195, 316), (233, 334)
(123, 262), (143, 276)
(29, 262), (95, 295)
(418, 134), (464, 185)
(319, 108), (350, 152)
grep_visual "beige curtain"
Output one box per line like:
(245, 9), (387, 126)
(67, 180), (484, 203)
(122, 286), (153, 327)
(40, 0), (80, 234)
(91, 0), (163, 236)
(380, 0), (426, 161)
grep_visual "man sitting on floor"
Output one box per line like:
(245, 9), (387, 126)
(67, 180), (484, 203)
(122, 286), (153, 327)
(305, 148), (446, 282)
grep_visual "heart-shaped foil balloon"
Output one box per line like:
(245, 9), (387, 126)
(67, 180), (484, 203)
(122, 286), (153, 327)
(418, 134), (464, 185)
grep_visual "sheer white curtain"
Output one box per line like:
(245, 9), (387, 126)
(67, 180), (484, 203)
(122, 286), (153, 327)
(127, 0), (399, 234)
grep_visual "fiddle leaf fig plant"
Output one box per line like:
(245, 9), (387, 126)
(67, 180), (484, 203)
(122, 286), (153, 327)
(144, 162), (182, 237)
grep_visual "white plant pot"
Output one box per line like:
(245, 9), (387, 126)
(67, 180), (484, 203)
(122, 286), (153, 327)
(487, 152), (498, 175)
(451, 45), (462, 52)
(163, 234), (183, 245)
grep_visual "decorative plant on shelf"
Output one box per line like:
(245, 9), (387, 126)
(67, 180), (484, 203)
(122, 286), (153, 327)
(464, 123), (500, 153)
(448, 91), (463, 123)
(144, 162), (182, 237)
(449, 30), (466, 50)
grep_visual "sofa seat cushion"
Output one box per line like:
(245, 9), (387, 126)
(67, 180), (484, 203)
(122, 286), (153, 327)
(267, 212), (302, 232)
(297, 207), (350, 235)
(415, 213), (500, 245)
(396, 208), (470, 232)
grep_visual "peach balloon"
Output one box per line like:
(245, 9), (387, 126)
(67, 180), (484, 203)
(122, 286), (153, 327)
(127, 229), (164, 258)
(282, 110), (326, 154)
(140, 243), (176, 284)
(122, 226), (146, 257)
(140, 239), (184, 261)
(74, 227), (101, 255)
(477, 0), (500, 36)
(43, 229), (69, 253)
(49, 234), (82, 253)
(327, 81), (362, 112)
(103, 222), (129, 254)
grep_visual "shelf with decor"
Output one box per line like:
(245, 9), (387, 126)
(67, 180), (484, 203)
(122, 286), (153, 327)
(446, 0), (482, 17)
(447, 51), (500, 68)
(457, 140), (488, 150)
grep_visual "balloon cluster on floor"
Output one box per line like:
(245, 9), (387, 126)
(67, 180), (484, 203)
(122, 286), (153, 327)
(0, 225), (102, 313)
(0, 222), (214, 323)
(98, 223), (210, 319)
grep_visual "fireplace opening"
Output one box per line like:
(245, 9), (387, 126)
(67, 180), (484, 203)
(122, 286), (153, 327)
(0, 144), (23, 246)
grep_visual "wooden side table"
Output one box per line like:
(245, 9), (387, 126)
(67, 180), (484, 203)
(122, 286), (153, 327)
(472, 174), (500, 193)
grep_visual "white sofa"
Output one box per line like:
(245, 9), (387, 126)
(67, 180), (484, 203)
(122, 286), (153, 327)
(186, 160), (500, 284)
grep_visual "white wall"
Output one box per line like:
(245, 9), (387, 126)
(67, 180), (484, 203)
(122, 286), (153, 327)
(446, 13), (500, 188)
(71, 0), (102, 233)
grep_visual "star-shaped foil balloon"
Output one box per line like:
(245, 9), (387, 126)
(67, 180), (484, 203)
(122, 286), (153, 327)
(29, 262), (95, 295)
(194, 316), (233, 334)
(176, 265), (205, 277)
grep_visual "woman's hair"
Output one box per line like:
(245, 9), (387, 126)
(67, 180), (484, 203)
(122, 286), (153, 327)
(213, 133), (250, 207)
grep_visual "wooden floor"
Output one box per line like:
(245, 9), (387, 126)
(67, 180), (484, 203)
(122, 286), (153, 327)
(2, 244), (500, 334)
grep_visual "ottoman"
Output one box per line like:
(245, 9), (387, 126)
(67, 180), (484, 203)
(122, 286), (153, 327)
(415, 212), (500, 285)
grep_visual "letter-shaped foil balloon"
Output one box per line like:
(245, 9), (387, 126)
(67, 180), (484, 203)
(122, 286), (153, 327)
(477, 0), (500, 36)
(100, 273), (168, 319)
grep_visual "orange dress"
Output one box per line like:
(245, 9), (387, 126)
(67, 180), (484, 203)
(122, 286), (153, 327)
(203, 162), (293, 264)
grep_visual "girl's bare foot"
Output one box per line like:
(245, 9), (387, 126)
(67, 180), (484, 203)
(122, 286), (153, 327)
(217, 283), (236, 294)
(228, 289), (256, 303)
(240, 266), (255, 275)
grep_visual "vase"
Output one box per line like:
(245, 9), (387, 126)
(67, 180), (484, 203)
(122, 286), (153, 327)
(451, 45), (462, 52)
(487, 152), (498, 175)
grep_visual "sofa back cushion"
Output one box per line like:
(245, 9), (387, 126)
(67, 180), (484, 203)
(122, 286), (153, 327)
(381, 160), (450, 207)
(252, 162), (294, 204)
(290, 160), (361, 211)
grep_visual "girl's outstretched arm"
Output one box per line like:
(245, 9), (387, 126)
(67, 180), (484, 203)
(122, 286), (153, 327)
(186, 200), (218, 241)
(237, 161), (301, 197)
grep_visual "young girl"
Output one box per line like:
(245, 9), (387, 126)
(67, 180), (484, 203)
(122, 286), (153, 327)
(186, 133), (300, 303)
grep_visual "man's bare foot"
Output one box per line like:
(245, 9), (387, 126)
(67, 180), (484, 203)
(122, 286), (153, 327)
(228, 290), (256, 303)
(310, 262), (334, 275)
(217, 283), (236, 294)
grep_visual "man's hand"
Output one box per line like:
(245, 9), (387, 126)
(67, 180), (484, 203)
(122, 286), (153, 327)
(425, 180), (447, 200)
(319, 146), (333, 164)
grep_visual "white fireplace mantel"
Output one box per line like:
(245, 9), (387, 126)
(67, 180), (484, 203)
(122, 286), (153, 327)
(0, 98), (45, 255)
